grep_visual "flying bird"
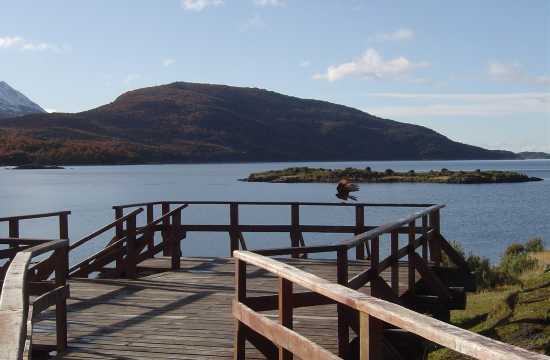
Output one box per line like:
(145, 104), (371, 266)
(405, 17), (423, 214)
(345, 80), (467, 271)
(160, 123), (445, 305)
(336, 179), (360, 201)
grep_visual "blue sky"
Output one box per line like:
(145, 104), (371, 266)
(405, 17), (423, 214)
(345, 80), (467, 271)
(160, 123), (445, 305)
(1, 0), (549, 152)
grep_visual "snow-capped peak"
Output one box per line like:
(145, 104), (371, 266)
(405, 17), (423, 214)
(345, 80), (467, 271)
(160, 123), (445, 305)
(0, 81), (46, 119)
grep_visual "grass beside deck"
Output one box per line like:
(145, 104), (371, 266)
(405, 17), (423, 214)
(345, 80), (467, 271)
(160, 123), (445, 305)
(430, 270), (550, 359)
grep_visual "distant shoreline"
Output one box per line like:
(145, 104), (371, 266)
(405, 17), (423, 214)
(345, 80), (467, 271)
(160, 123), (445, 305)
(3, 158), (550, 169)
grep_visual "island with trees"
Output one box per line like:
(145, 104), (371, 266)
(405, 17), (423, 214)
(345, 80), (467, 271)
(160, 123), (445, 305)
(241, 167), (543, 184)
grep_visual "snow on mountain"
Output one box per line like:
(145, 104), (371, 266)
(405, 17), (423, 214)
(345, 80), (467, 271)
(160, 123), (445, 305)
(0, 81), (46, 118)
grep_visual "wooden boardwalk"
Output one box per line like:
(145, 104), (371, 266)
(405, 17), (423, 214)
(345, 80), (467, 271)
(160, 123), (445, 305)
(32, 257), (410, 359)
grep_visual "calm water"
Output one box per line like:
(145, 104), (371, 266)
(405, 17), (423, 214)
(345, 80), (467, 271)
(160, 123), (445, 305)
(0, 160), (548, 263)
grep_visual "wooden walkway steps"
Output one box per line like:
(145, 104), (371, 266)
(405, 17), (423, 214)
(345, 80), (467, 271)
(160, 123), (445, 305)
(31, 257), (410, 359)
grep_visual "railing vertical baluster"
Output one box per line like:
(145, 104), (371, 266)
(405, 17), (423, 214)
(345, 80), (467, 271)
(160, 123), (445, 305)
(146, 204), (154, 251)
(290, 204), (300, 258)
(234, 258), (247, 360)
(114, 207), (124, 274)
(230, 203), (239, 256)
(371, 235), (379, 273)
(391, 230), (399, 294)
(336, 247), (349, 357)
(126, 214), (137, 278)
(162, 202), (171, 256)
(408, 221), (416, 292)
(359, 312), (382, 360)
(171, 209), (182, 270)
(8, 219), (19, 249)
(355, 205), (365, 260)
(422, 215), (428, 261)
(59, 213), (69, 240)
(429, 209), (442, 266)
(54, 244), (68, 351)
(278, 277), (293, 360)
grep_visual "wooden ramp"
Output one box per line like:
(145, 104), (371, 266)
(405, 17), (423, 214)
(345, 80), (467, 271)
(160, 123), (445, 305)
(32, 257), (410, 359)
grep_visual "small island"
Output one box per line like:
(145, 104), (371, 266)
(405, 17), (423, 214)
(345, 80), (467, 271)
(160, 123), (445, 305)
(241, 167), (543, 184)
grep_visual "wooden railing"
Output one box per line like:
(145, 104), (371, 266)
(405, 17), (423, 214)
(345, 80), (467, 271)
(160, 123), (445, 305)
(234, 203), (471, 357)
(233, 250), (549, 360)
(0, 211), (70, 282)
(0, 238), (69, 360)
(113, 201), (440, 259)
(69, 205), (188, 278)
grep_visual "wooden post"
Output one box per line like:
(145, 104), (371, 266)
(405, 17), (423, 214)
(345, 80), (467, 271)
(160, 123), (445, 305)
(336, 248), (349, 357)
(230, 203), (239, 256)
(355, 206), (365, 260)
(59, 213), (69, 240)
(8, 219), (19, 249)
(391, 230), (399, 294)
(290, 204), (301, 258)
(359, 312), (382, 360)
(429, 210), (442, 266)
(371, 235), (379, 274)
(126, 214), (137, 278)
(278, 277), (293, 360)
(422, 215), (428, 261)
(234, 259), (247, 360)
(162, 202), (171, 256)
(114, 207), (124, 273)
(171, 209), (182, 270)
(146, 204), (154, 251)
(408, 221), (416, 292)
(54, 244), (68, 352)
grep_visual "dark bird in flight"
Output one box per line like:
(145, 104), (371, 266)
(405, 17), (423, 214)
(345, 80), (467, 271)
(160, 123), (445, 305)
(336, 179), (360, 201)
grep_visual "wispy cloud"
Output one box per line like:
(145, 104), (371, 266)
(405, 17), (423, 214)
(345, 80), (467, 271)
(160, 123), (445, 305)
(162, 58), (176, 67)
(181, 0), (223, 12)
(253, 0), (285, 7)
(366, 92), (550, 118)
(369, 28), (414, 42)
(488, 61), (550, 86)
(0, 35), (68, 52)
(241, 14), (265, 32)
(313, 48), (429, 82)
(299, 60), (311, 68)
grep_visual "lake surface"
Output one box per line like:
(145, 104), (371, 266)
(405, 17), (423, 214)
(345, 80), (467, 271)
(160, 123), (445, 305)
(1, 160), (548, 263)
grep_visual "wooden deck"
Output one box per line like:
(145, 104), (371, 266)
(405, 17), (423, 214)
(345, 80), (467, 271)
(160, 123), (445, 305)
(32, 257), (410, 359)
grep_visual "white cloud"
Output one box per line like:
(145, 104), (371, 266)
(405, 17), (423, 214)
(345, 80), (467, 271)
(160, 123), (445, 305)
(0, 35), (66, 52)
(253, 0), (285, 7)
(45, 108), (57, 113)
(162, 58), (176, 67)
(488, 61), (550, 86)
(241, 14), (265, 32)
(369, 28), (414, 42)
(313, 48), (429, 82)
(181, 0), (223, 11)
(0, 36), (23, 48)
(299, 60), (311, 68)
(366, 92), (550, 118)
(124, 74), (141, 84)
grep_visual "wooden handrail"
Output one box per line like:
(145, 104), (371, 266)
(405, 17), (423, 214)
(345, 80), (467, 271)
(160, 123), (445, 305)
(0, 211), (71, 222)
(234, 251), (548, 360)
(69, 208), (144, 250)
(113, 200), (436, 209)
(339, 204), (445, 248)
(0, 239), (69, 360)
(0, 238), (54, 245)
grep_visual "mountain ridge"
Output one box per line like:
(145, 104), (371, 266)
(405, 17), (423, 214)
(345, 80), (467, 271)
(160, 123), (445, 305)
(0, 81), (518, 165)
